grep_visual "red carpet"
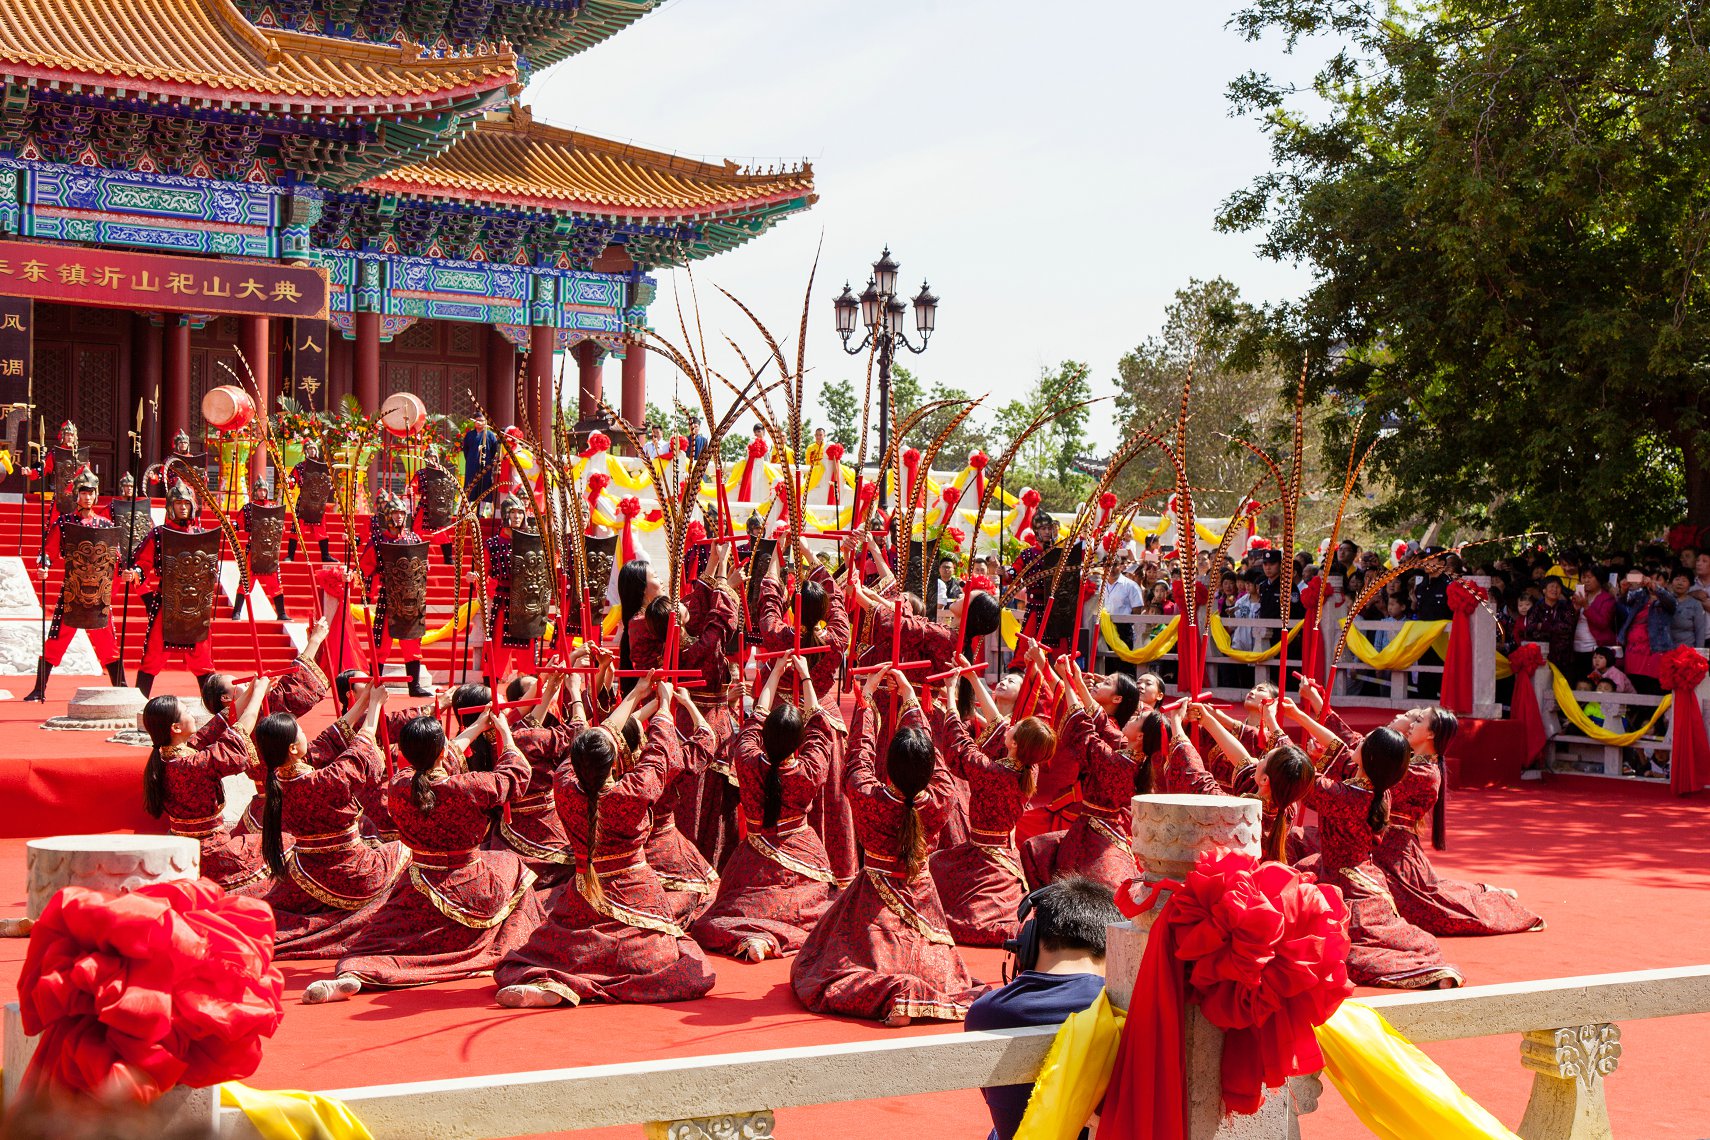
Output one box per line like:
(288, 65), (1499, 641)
(3, 774), (1707, 1137)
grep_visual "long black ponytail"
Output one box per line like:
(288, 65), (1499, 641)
(616, 560), (650, 675)
(398, 716), (446, 813)
(1425, 708), (1459, 851)
(254, 712), (299, 878)
(1360, 727), (1409, 837)
(141, 695), (181, 819)
(759, 704), (807, 830)
(886, 727), (936, 877)
(569, 729), (618, 906)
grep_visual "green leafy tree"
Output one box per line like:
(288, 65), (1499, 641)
(1219, 0), (1710, 546)
(989, 362), (1095, 512)
(816, 378), (860, 449)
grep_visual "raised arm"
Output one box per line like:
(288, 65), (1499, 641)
(1191, 702), (1256, 769)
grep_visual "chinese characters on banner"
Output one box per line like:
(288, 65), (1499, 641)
(0, 296), (28, 407)
(288, 316), (327, 410)
(0, 240), (328, 320)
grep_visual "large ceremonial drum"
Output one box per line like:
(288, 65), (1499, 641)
(380, 392), (427, 438)
(201, 385), (255, 433)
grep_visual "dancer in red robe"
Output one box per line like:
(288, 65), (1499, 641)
(1281, 682), (1543, 936)
(1155, 701), (1315, 863)
(1019, 657), (1145, 892)
(628, 546), (742, 868)
(926, 668), (1052, 947)
(301, 709), (547, 1002)
(753, 536), (857, 885)
(493, 679), (718, 1008)
(790, 667), (986, 1026)
(140, 677), (275, 894)
(691, 655), (837, 961)
(490, 672), (576, 888)
(1301, 722), (1463, 989)
(255, 681), (409, 958)
(648, 684), (721, 926)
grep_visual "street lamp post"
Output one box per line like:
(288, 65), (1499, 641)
(833, 246), (938, 506)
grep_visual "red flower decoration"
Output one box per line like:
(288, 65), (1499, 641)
(685, 520), (708, 546)
(17, 880), (283, 1103)
(587, 432), (611, 453)
(824, 442), (845, 463)
(945, 526), (967, 545)
(670, 435), (687, 454)
(1099, 491), (1119, 511)
(1102, 532), (1120, 552)
(1244, 500), (1263, 518)
(856, 481), (879, 505)
(1248, 536), (1272, 550)
(747, 438), (768, 460)
(966, 574), (996, 594)
(1507, 642), (1545, 675)
(1447, 578), (1488, 616)
(617, 496), (642, 520)
(903, 447), (921, 469)
(1152, 850), (1350, 1115)
(1021, 488), (1042, 508)
(1658, 645), (1709, 692)
(587, 472), (611, 496)
(968, 450), (988, 470)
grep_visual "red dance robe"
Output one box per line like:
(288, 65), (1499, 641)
(926, 709), (1030, 947)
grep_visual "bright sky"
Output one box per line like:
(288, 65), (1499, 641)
(527, 0), (1318, 448)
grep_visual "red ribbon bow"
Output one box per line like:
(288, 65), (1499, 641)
(824, 441), (845, 463)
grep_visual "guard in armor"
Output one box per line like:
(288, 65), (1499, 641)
(288, 439), (334, 563)
(25, 420), (92, 518)
(358, 493), (432, 697)
(148, 430), (200, 495)
(472, 495), (550, 686)
(124, 481), (222, 697)
(24, 470), (126, 700)
(411, 460), (460, 564)
(108, 473), (154, 567)
(233, 475), (289, 620)
(1011, 512), (1087, 652)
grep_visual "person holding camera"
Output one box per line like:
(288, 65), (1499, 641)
(1617, 568), (1677, 696)
(964, 877), (1124, 1140)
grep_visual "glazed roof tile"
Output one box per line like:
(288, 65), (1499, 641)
(363, 106), (816, 221)
(0, 0), (518, 111)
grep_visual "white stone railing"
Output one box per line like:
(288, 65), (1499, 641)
(1529, 641), (1710, 781)
(211, 963), (1710, 1140)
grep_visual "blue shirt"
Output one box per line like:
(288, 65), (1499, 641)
(964, 971), (1107, 1140)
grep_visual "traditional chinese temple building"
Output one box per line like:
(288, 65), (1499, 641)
(0, 0), (816, 482)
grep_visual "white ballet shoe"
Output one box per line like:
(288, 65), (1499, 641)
(0, 917), (33, 938)
(883, 1011), (913, 1028)
(302, 976), (361, 1004)
(735, 937), (771, 963)
(496, 984), (567, 1009)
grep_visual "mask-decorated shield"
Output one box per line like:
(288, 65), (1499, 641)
(59, 521), (121, 630)
(416, 464), (460, 533)
(155, 528), (222, 647)
(106, 499), (154, 564)
(293, 458), (333, 524)
(245, 503), (287, 576)
(506, 529), (552, 642)
(378, 540), (430, 640)
(581, 533), (619, 631)
(48, 446), (90, 516)
(1026, 543), (1085, 644)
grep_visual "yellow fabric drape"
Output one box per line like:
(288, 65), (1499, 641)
(1013, 991), (1127, 1140)
(1339, 619), (1450, 671)
(220, 1082), (374, 1140)
(1549, 664), (1671, 745)
(999, 608), (1023, 651)
(349, 599), (478, 646)
(1098, 611), (1180, 664)
(1315, 1002), (1520, 1140)
(602, 603), (624, 639)
(1207, 614), (1307, 663)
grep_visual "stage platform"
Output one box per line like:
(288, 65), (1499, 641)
(2, 680), (1707, 1136)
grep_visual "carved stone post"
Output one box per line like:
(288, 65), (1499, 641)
(1104, 795), (1315, 1139)
(1518, 1023), (1622, 1140)
(643, 1110), (775, 1139)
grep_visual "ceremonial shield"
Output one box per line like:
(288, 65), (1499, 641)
(246, 503), (287, 576)
(59, 522), (121, 630)
(156, 528), (223, 647)
(378, 540), (430, 640)
(582, 534), (619, 618)
(49, 445), (90, 515)
(902, 540), (932, 613)
(107, 499), (154, 563)
(1032, 545), (1085, 645)
(506, 529), (552, 642)
(293, 458), (333, 524)
(417, 464), (460, 533)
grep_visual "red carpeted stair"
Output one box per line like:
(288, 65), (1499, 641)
(0, 500), (483, 679)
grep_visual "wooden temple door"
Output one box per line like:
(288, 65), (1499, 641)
(32, 303), (128, 490)
(378, 318), (483, 424)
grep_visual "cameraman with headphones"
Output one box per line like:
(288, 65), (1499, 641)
(964, 876), (1124, 1140)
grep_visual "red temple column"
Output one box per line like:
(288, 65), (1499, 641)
(620, 340), (646, 431)
(529, 324), (555, 437)
(163, 315), (191, 463)
(486, 327), (517, 425)
(354, 311), (381, 413)
(576, 340), (602, 422)
(239, 316), (270, 481)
